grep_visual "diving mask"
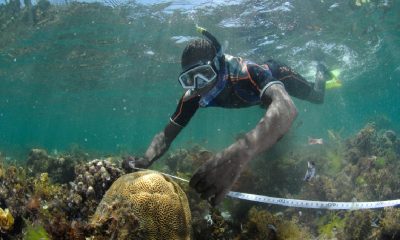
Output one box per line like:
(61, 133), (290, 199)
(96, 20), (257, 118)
(178, 62), (217, 90)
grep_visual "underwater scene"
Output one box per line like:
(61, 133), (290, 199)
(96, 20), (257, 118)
(0, 0), (400, 239)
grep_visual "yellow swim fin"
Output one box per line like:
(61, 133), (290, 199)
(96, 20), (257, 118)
(326, 69), (342, 89)
(196, 25), (206, 34)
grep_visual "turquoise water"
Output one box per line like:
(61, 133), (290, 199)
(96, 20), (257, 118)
(0, 0), (399, 159)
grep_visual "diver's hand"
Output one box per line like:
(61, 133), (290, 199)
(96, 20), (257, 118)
(122, 156), (151, 172)
(189, 148), (251, 206)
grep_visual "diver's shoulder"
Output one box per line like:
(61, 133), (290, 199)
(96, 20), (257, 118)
(224, 54), (242, 62)
(225, 54), (253, 67)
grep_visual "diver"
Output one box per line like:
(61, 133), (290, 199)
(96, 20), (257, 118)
(128, 26), (339, 206)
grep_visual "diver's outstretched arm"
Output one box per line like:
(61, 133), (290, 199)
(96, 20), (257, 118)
(134, 122), (183, 168)
(190, 84), (297, 206)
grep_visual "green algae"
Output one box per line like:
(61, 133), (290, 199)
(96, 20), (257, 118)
(374, 156), (386, 168)
(355, 176), (366, 186)
(317, 213), (345, 238)
(326, 149), (343, 176)
(24, 224), (50, 240)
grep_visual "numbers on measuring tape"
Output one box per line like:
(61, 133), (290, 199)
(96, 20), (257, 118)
(277, 199), (287, 204)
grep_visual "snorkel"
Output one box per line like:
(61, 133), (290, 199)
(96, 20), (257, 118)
(195, 25), (227, 107)
(195, 25), (224, 71)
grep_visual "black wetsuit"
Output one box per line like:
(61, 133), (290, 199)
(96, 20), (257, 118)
(170, 54), (316, 127)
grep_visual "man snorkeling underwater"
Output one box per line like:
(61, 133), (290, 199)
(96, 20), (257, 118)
(128, 26), (340, 206)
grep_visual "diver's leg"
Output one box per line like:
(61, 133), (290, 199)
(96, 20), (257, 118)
(265, 60), (327, 104)
(265, 60), (314, 100)
(307, 63), (331, 104)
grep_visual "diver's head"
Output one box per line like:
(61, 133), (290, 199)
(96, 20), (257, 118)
(181, 38), (216, 71)
(178, 39), (218, 91)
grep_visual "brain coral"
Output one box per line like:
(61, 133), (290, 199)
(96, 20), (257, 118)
(90, 170), (191, 240)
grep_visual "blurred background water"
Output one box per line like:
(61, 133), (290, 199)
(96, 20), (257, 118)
(0, 0), (399, 159)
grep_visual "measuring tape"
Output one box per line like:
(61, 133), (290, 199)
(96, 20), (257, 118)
(133, 168), (400, 210)
(226, 191), (400, 210)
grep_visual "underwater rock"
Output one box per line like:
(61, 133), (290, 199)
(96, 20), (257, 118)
(343, 210), (374, 240)
(240, 207), (311, 240)
(0, 207), (14, 232)
(348, 123), (378, 156)
(26, 195), (41, 214)
(345, 147), (362, 164)
(383, 130), (396, 143)
(379, 207), (400, 239)
(27, 149), (49, 168)
(0, 166), (3, 180)
(0, 165), (31, 218)
(26, 148), (82, 183)
(90, 170), (192, 240)
(165, 146), (213, 173)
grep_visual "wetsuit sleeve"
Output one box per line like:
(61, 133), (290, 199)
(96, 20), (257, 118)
(247, 64), (277, 91)
(247, 63), (283, 101)
(170, 94), (200, 127)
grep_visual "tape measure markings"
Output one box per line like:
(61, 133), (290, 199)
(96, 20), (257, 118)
(227, 191), (400, 210)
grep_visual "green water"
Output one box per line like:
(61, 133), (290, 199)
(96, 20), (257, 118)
(0, 0), (399, 159)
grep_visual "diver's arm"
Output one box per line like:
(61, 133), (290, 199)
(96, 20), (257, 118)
(190, 83), (297, 205)
(143, 121), (183, 165)
(233, 83), (298, 157)
(136, 93), (199, 168)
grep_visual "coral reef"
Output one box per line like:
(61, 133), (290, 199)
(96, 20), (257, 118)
(90, 170), (192, 240)
(0, 151), (125, 239)
(379, 208), (400, 239)
(164, 145), (212, 173)
(26, 148), (86, 184)
(343, 210), (374, 240)
(0, 122), (399, 239)
(0, 164), (31, 218)
(239, 206), (311, 240)
(347, 122), (378, 155)
(55, 158), (125, 223)
(295, 123), (400, 238)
